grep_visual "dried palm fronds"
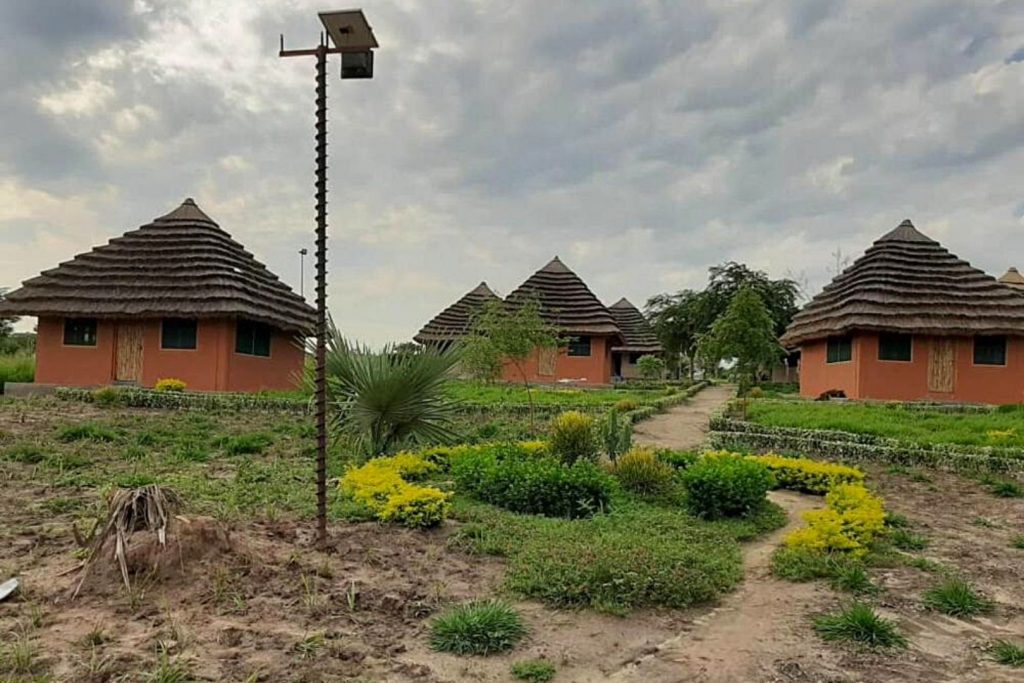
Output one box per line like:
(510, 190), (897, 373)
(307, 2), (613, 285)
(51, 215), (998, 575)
(73, 485), (181, 599)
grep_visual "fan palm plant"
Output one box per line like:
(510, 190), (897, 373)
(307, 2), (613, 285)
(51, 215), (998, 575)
(321, 325), (461, 457)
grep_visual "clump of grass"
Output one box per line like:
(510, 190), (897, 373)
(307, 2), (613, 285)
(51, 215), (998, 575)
(430, 600), (526, 655)
(972, 516), (999, 529)
(148, 652), (193, 682)
(890, 528), (929, 551)
(904, 556), (943, 573)
(512, 658), (556, 682)
(39, 496), (83, 514)
(990, 640), (1024, 667)
(830, 563), (878, 595)
(814, 602), (907, 649)
(884, 511), (909, 528)
(0, 630), (40, 675)
(173, 441), (210, 463)
(989, 480), (1024, 498)
(923, 576), (993, 617)
(1011, 535), (1024, 550)
(122, 445), (148, 461)
(2, 443), (47, 464)
(293, 633), (325, 660)
(79, 627), (109, 648)
(222, 433), (273, 456)
(58, 423), (118, 442)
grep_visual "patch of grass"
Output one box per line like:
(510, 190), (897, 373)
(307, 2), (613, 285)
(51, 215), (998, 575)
(221, 432), (273, 456)
(972, 516), (1000, 529)
(746, 400), (1024, 448)
(173, 441), (210, 463)
(0, 630), (40, 675)
(0, 351), (35, 384)
(511, 658), (556, 682)
(883, 511), (910, 528)
(772, 547), (878, 594)
(147, 652), (193, 682)
(114, 473), (157, 488)
(890, 528), (929, 551)
(1011, 535), (1024, 550)
(922, 576), (993, 617)
(1, 443), (46, 464)
(38, 496), (83, 514)
(293, 633), (325, 660)
(830, 563), (878, 595)
(814, 602), (907, 649)
(990, 640), (1024, 667)
(58, 422), (118, 443)
(904, 556), (944, 573)
(989, 479), (1024, 498)
(430, 600), (526, 655)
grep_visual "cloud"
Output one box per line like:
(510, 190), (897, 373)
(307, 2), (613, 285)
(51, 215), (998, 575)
(2, 0), (1023, 345)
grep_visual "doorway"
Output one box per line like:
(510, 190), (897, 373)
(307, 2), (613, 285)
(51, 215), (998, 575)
(115, 323), (144, 383)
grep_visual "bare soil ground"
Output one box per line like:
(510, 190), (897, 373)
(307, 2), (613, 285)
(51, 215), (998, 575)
(2, 398), (1022, 682)
(633, 384), (736, 450)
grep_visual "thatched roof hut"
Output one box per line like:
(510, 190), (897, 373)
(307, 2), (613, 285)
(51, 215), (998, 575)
(413, 282), (499, 344)
(608, 298), (662, 354)
(505, 256), (619, 336)
(0, 199), (314, 333)
(780, 220), (1024, 347)
(999, 267), (1024, 291)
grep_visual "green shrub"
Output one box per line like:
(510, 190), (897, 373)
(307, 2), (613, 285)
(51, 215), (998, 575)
(682, 455), (772, 519)
(430, 600), (526, 655)
(610, 446), (675, 496)
(923, 576), (993, 617)
(890, 528), (929, 551)
(599, 408), (633, 461)
(990, 479), (1024, 498)
(814, 602), (906, 649)
(746, 387), (764, 398)
(505, 507), (744, 611)
(92, 386), (123, 407)
(511, 659), (556, 682)
(58, 423), (117, 443)
(990, 640), (1024, 667)
(614, 399), (639, 412)
(657, 449), (699, 470)
(549, 411), (598, 465)
(222, 432), (273, 456)
(451, 449), (615, 519)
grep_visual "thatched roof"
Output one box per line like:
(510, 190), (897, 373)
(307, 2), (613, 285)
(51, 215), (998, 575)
(505, 257), (620, 336)
(999, 267), (1024, 291)
(608, 298), (662, 353)
(0, 199), (315, 333)
(413, 282), (500, 344)
(780, 220), (1024, 347)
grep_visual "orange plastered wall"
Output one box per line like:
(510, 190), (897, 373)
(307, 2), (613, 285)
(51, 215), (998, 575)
(34, 317), (115, 387)
(798, 338), (859, 399)
(140, 319), (230, 391)
(501, 336), (614, 386)
(226, 329), (306, 392)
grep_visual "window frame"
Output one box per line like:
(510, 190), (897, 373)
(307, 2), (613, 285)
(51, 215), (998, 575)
(826, 335), (853, 364)
(973, 335), (1007, 367)
(63, 318), (98, 347)
(567, 336), (592, 358)
(878, 333), (912, 362)
(235, 319), (273, 358)
(160, 318), (198, 350)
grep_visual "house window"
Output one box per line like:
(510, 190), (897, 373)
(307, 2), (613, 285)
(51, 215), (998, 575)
(826, 336), (852, 364)
(974, 336), (1007, 366)
(63, 318), (97, 346)
(161, 319), (198, 350)
(878, 333), (912, 361)
(629, 352), (642, 364)
(567, 336), (591, 357)
(235, 320), (272, 357)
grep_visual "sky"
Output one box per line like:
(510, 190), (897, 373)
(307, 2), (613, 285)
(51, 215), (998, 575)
(2, 0), (1023, 345)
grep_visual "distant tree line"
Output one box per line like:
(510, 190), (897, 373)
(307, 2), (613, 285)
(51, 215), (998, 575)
(645, 262), (800, 386)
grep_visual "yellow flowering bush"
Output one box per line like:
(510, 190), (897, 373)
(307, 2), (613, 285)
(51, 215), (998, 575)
(987, 429), (1016, 442)
(784, 483), (885, 556)
(340, 453), (450, 528)
(747, 453), (864, 494)
(154, 378), (187, 392)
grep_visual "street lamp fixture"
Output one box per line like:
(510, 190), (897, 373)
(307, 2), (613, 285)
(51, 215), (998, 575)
(280, 9), (378, 546)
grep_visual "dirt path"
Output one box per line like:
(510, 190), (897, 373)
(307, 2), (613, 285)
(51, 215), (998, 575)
(609, 490), (832, 683)
(633, 384), (735, 450)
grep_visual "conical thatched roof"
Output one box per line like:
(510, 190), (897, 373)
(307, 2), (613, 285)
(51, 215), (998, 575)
(0, 198), (315, 333)
(505, 257), (620, 336)
(780, 220), (1024, 347)
(999, 267), (1024, 291)
(413, 282), (500, 344)
(608, 298), (662, 353)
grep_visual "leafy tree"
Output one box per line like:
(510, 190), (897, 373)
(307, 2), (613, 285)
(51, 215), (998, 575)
(635, 354), (665, 380)
(645, 289), (715, 380)
(461, 297), (561, 432)
(321, 324), (462, 458)
(704, 262), (799, 338)
(697, 286), (781, 392)
(0, 288), (17, 343)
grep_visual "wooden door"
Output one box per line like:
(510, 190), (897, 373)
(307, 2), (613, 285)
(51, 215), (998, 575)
(115, 323), (144, 383)
(538, 346), (557, 376)
(928, 338), (956, 393)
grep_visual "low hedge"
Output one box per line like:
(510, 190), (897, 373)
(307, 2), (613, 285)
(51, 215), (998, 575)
(709, 417), (1024, 475)
(450, 446), (616, 519)
(56, 387), (308, 413)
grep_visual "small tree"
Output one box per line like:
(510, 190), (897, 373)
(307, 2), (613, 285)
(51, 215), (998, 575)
(697, 286), (781, 393)
(636, 354), (665, 380)
(461, 298), (561, 432)
(0, 288), (17, 344)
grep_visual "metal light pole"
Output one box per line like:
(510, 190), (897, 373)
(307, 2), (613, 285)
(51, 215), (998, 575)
(280, 9), (377, 547)
(299, 248), (308, 298)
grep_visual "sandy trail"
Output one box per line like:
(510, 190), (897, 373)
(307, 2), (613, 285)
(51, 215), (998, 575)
(633, 384), (736, 450)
